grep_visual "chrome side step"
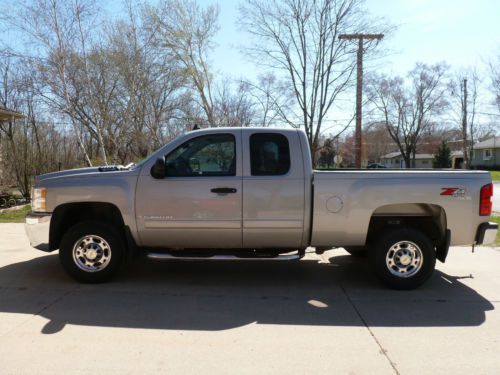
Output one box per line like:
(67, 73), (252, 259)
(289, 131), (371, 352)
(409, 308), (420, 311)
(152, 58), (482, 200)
(146, 252), (302, 261)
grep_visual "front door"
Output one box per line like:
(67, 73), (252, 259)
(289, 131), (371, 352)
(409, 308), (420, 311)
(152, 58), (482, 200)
(136, 131), (242, 248)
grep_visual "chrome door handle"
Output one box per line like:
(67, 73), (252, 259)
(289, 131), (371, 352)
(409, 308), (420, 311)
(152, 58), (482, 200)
(210, 188), (237, 194)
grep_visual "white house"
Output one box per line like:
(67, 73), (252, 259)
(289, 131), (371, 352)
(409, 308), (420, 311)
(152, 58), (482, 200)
(379, 152), (434, 168)
(471, 136), (499, 169)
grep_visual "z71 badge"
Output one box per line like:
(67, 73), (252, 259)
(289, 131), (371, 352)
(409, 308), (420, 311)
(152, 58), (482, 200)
(440, 187), (466, 198)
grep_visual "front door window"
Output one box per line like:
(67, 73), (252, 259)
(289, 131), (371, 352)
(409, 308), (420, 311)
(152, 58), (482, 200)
(166, 134), (236, 177)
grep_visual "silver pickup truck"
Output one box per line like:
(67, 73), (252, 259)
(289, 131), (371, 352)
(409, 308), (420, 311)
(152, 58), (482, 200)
(25, 127), (498, 289)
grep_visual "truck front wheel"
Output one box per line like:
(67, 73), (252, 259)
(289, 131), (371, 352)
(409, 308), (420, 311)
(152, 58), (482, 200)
(371, 228), (436, 290)
(59, 221), (125, 283)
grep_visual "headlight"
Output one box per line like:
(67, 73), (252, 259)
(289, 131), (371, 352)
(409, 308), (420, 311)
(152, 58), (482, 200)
(32, 187), (47, 212)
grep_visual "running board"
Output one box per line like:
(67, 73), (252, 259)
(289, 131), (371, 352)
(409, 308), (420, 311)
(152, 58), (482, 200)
(146, 252), (302, 261)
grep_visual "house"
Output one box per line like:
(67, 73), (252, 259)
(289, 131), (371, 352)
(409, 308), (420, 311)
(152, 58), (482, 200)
(380, 149), (469, 169)
(471, 136), (499, 169)
(0, 107), (24, 122)
(379, 152), (434, 168)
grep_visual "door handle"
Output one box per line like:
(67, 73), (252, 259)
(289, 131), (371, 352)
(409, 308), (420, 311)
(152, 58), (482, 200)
(211, 187), (237, 194)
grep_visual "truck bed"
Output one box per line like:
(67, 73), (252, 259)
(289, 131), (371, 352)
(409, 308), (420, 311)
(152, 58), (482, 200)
(311, 169), (491, 247)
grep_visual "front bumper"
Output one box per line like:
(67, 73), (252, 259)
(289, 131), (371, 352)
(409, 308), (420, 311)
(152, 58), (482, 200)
(25, 211), (52, 251)
(476, 222), (499, 245)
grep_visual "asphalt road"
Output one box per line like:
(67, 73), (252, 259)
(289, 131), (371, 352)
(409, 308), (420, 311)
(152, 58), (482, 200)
(0, 223), (499, 375)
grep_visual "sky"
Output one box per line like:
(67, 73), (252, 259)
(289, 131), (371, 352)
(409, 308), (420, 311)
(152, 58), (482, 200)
(93, 0), (500, 81)
(160, 0), (500, 128)
(190, 0), (500, 131)
(5, 0), (499, 89)
(3, 0), (499, 131)
(193, 0), (500, 80)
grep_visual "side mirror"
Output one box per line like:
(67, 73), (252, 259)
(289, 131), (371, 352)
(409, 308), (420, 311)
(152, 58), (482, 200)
(150, 158), (166, 179)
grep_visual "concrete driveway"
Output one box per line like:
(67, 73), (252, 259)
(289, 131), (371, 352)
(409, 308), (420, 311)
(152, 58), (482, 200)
(0, 223), (499, 375)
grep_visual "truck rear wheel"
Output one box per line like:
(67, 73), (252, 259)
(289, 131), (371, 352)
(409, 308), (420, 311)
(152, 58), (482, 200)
(59, 221), (125, 283)
(371, 228), (436, 290)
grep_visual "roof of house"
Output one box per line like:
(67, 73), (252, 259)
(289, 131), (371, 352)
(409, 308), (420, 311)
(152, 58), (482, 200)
(380, 151), (401, 159)
(380, 152), (434, 160)
(0, 107), (24, 122)
(474, 137), (499, 150)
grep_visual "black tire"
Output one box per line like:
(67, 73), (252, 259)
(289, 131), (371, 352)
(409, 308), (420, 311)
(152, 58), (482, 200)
(371, 228), (436, 290)
(59, 221), (125, 283)
(344, 246), (368, 258)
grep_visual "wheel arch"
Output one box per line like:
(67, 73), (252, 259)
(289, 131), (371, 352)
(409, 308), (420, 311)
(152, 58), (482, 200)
(49, 202), (126, 251)
(366, 203), (448, 250)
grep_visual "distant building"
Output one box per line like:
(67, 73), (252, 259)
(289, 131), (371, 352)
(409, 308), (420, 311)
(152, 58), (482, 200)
(380, 152), (434, 169)
(380, 149), (468, 169)
(471, 136), (499, 169)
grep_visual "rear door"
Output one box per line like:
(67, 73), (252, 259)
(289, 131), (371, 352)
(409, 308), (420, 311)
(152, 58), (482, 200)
(242, 130), (306, 248)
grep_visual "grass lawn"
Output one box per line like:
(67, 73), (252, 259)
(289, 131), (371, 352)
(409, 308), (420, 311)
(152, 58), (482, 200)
(0, 205), (31, 223)
(490, 171), (500, 182)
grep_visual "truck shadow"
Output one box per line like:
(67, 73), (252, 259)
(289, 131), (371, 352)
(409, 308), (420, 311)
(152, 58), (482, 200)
(0, 253), (494, 334)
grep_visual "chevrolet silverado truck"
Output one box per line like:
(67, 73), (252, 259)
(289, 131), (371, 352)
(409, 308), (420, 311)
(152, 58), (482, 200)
(25, 127), (498, 289)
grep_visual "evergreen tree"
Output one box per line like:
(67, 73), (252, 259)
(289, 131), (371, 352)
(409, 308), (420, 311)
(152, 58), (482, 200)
(433, 141), (452, 168)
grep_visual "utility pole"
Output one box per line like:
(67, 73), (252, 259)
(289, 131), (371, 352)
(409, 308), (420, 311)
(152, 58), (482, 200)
(339, 33), (384, 168)
(462, 78), (468, 168)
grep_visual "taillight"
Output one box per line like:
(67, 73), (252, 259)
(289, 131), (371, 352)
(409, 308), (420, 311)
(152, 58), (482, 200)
(479, 183), (493, 216)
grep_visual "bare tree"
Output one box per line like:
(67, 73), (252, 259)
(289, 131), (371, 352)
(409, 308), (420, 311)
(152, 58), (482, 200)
(242, 73), (294, 127)
(489, 51), (500, 114)
(448, 69), (480, 168)
(0, 0), (257, 194)
(214, 80), (255, 127)
(72, 0), (109, 165)
(0, 58), (28, 193)
(103, 4), (190, 160)
(363, 121), (395, 163)
(146, 0), (220, 127)
(7, 0), (97, 165)
(239, 0), (383, 164)
(367, 63), (449, 168)
(0, 56), (79, 195)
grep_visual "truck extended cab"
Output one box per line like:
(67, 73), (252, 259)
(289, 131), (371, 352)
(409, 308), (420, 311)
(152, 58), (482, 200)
(25, 127), (498, 289)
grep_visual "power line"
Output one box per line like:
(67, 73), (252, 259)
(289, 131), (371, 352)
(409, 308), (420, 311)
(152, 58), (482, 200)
(476, 111), (500, 117)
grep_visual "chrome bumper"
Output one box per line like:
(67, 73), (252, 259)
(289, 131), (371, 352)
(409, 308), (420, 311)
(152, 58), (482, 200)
(476, 222), (498, 245)
(25, 212), (52, 251)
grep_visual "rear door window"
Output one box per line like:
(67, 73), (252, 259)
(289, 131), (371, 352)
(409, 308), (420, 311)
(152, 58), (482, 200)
(250, 133), (291, 176)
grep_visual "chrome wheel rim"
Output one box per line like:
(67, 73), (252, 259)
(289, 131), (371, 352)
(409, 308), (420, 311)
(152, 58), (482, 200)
(385, 241), (423, 278)
(72, 235), (112, 272)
